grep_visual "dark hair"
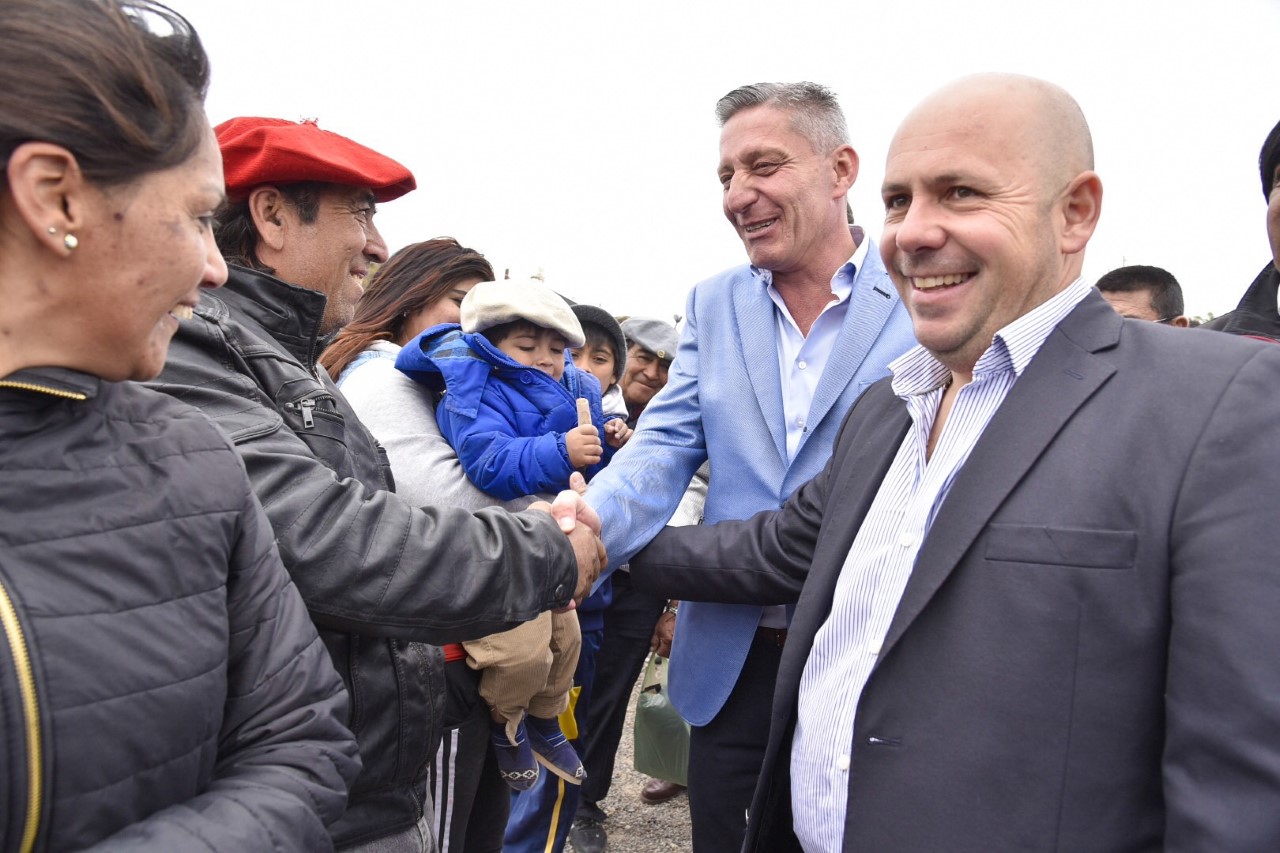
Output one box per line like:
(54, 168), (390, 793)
(214, 181), (327, 271)
(1260, 118), (1280, 199)
(0, 0), (210, 191)
(481, 320), (556, 349)
(715, 81), (849, 154)
(580, 323), (617, 360)
(1095, 264), (1184, 320)
(319, 237), (493, 378)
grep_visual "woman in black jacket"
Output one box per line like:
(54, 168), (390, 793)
(0, 2), (360, 850)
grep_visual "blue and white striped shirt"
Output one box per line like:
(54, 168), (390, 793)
(791, 277), (1092, 852)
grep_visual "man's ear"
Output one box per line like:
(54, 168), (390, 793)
(832, 144), (860, 196)
(1059, 170), (1102, 255)
(1170, 315), (1191, 329)
(248, 185), (288, 253)
(5, 141), (90, 255)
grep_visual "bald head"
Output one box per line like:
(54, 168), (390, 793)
(901, 73), (1093, 199)
(879, 74), (1103, 381)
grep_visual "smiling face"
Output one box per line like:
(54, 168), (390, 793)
(879, 78), (1099, 379)
(619, 344), (669, 411)
(270, 185), (389, 334)
(718, 105), (857, 281)
(495, 323), (569, 380)
(78, 127), (228, 380)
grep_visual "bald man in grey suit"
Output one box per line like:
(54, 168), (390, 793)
(631, 74), (1280, 851)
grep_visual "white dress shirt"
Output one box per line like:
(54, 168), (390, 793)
(790, 277), (1092, 852)
(756, 229), (870, 629)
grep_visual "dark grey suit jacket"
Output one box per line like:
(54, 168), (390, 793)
(633, 292), (1280, 851)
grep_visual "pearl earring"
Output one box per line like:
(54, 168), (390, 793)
(63, 233), (79, 251)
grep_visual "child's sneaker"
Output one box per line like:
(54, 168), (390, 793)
(491, 718), (539, 791)
(525, 714), (586, 785)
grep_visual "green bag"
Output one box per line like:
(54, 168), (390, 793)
(632, 652), (690, 786)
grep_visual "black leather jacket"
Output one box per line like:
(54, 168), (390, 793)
(149, 266), (579, 847)
(0, 367), (359, 851)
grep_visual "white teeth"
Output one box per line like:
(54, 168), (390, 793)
(172, 305), (194, 321)
(912, 273), (969, 289)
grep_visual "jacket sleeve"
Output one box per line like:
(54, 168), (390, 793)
(585, 287), (709, 576)
(630, 431), (829, 606)
(438, 389), (575, 501)
(1163, 346), (1280, 846)
(151, 313), (578, 644)
(87, 477), (360, 852)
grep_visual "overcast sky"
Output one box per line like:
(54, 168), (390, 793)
(171, 0), (1279, 322)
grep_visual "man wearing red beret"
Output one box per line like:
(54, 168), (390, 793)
(148, 117), (605, 853)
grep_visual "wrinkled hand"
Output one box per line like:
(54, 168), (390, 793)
(650, 607), (677, 658)
(568, 524), (606, 603)
(566, 424), (603, 468)
(604, 419), (633, 449)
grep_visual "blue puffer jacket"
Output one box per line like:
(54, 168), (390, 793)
(396, 325), (617, 500)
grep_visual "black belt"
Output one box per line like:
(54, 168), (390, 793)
(756, 627), (787, 648)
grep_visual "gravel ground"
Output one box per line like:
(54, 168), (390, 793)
(568, 675), (692, 852)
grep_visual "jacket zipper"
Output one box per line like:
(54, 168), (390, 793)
(0, 380), (87, 401)
(0, 578), (41, 852)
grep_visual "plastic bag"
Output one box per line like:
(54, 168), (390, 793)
(632, 652), (690, 786)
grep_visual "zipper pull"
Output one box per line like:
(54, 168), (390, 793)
(300, 398), (315, 429)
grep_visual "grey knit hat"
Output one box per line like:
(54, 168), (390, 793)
(461, 279), (585, 347)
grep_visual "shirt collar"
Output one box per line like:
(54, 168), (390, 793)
(890, 276), (1092, 397)
(754, 225), (868, 305)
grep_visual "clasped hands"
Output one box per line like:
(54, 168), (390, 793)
(527, 472), (605, 605)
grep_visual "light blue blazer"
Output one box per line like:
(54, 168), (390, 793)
(587, 238), (917, 726)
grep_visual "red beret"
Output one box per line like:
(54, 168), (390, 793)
(215, 117), (416, 203)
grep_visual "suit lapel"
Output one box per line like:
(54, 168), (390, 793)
(732, 271), (788, 462)
(879, 297), (1122, 658)
(805, 249), (900, 436)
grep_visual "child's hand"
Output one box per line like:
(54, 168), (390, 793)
(604, 419), (633, 449)
(566, 424), (603, 468)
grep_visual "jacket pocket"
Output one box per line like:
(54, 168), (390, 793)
(984, 524), (1136, 570)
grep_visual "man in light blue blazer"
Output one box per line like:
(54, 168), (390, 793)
(583, 81), (915, 850)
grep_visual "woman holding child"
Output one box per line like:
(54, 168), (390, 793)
(322, 249), (630, 853)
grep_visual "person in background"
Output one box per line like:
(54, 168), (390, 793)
(148, 117), (603, 851)
(321, 238), (513, 853)
(570, 304), (630, 420)
(1095, 264), (1189, 326)
(579, 82), (916, 851)
(1202, 117), (1280, 342)
(0, 1), (359, 849)
(631, 72), (1280, 851)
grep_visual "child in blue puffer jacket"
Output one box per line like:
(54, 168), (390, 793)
(396, 279), (631, 791)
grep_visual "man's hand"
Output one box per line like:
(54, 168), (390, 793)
(566, 424), (603, 468)
(545, 472), (601, 535)
(604, 418), (633, 449)
(650, 605), (677, 658)
(529, 473), (607, 604)
(568, 524), (606, 602)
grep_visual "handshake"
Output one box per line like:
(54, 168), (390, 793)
(528, 471), (606, 604)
